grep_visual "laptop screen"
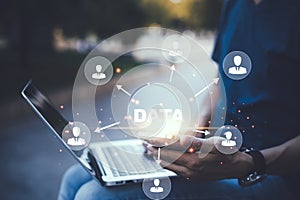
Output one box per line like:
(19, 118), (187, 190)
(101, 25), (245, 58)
(21, 80), (68, 137)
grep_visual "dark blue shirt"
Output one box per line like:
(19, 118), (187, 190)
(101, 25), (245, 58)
(212, 0), (300, 149)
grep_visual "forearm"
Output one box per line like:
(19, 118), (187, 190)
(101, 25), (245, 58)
(261, 135), (300, 175)
(198, 84), (221, 128)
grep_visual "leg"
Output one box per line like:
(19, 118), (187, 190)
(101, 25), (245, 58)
(74, 180), (144, 200)
(60, 164), (295, 199)
(58, 164), (93, 200)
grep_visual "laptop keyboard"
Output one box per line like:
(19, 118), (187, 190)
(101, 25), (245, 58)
(101, 145), (164, 177)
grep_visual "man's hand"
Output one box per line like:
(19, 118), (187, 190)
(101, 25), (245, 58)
(146, 135), (254, 180)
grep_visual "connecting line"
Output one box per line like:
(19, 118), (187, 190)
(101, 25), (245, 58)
(94, 121), (121, 133)
(100, 121), (121, 131)
(194, 78), (219, 97)
(169, 64), (176, 83)
(157, 147), (161, 161)
(192, 129), (210, 136)
(116, 85), (131, 96)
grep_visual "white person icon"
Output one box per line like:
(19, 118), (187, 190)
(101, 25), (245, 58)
(92, 64), (106, 80)
(150, 179), (164, 193)
(67, 126), (86, 146)
(223, 51), (252, 80)
(228, 55), (247, 75)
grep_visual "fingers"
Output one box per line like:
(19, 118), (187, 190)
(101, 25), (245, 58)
(180, 135), (216, 152)
(162, 149), (220, 169)
(146, 145), (186, 163)
(159, 160), (193, 178)
(180, 135), (203, 150)
(145, 135), (227, 160)
(146, 145), (220, 170)
(143, 137), (179, 147)
(185, 130), (205, 138)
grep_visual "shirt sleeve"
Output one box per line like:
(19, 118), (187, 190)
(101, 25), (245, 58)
(212, 0), (235, 63)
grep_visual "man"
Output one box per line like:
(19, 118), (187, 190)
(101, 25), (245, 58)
(58, 0), (300, 199)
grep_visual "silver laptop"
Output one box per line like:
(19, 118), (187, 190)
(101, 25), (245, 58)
(21, 80), (176, 186)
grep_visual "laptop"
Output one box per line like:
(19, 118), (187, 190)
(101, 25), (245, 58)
(21, 80), (176, 186)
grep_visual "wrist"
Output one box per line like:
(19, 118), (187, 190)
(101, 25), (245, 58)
(236, 152), (255, 178)
(238, 148), (267, 186)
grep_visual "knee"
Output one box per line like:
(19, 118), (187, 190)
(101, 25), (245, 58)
(61, 164), (86, 186)
(74, 180), (115, 200)
(58, 164), (92, 200)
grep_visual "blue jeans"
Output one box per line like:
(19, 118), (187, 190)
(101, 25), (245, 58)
(58, 164), (295, 200)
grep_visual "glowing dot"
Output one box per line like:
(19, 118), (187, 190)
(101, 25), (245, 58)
(159, 103), (164, 107)
(115, 67), (121, 74)
(221, 116), (224, 119)
(220, 161), (223, 165)
(131, 98), (136, 103)
(246, 116), (250, 120)
(101, 134), (104, 138)
(251, 125), (255, 128)
(235, 125), (238, 127)
(232, 102), (235, 105)
(59, 105), (64, 109)
(237, 109), (241, 113)
(234, 136), (237, 139)
(64, 130), (70, 134)
(100, 108), (103, 111)
(188, 148), (194, 153)
(69, 122), (74, 125)
(242, 130), (246, 133)
(76, 112), (79, 116)
(230, 120), (233, 122)
(98, 120), (102, 124)
(222, 107), (225, 110)
(230, 147), (233, 149)
(164, 142), (168, 146)
(135, 100), (140, 105)
(59, 149), (62, 152)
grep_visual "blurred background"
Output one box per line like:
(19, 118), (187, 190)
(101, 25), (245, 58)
(0, 0), (223, 199)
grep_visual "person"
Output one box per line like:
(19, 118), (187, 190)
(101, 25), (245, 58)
(150, 179), (164, 193)
(228, 55), (247, 75)
(67, 127), (86, 146)
(58, 0), (300, 199)
(91, 65), (106, 80)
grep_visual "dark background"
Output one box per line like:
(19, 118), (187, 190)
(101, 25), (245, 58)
(0, 0), (223, 199)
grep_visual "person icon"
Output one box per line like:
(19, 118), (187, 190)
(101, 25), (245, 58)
(67, 126), (86, 146)
(168, 41), (183, 57)
(150, 179), (164, 193)
(221, 131), (237, 147)
(228, 55), (247, 75)
(92, 65), (106, 80)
